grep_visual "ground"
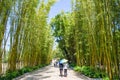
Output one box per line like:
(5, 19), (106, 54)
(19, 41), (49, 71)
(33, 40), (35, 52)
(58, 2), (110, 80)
(14, 65), (91, 80)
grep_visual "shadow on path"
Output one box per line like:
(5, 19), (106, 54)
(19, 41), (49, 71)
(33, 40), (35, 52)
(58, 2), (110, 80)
(14, 65), (91, 80)
(14, 66), (51, 80)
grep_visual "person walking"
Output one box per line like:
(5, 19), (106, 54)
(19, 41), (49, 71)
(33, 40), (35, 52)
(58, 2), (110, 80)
(59, 59), (64, 76)
(63, 62), (69, 77)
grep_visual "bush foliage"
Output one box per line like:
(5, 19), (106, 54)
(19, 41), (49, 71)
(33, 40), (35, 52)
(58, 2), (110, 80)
(0, 64), (47, 80)
(74, 66), (109, 79)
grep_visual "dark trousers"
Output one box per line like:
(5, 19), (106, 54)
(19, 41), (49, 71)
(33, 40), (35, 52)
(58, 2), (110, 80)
(60, 69), (63, 76)
(64, 69), (67, 76)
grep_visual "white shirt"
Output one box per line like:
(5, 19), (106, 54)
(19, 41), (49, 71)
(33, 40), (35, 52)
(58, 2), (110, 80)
(63, 63), (69, 69)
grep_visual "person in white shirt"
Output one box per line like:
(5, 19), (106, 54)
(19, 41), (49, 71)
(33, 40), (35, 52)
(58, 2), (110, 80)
(63, 62), (69, 77)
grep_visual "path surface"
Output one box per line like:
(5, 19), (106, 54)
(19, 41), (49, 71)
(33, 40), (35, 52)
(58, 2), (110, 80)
(14, 65), (91, 80)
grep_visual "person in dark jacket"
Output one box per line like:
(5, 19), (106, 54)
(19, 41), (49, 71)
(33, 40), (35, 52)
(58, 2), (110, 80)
(59, 60), (63, 76)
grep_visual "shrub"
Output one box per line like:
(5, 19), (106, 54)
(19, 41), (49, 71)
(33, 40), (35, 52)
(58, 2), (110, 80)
(74, 66), (108, 79)
(103, 77), (109, 80)
(4, 71), (19, 80)
(69, 63), (76, 67)
(0, 64), (48, 80)
(73, 66), (81, 71)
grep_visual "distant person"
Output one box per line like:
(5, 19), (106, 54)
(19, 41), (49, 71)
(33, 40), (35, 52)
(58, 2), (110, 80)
(54, 59), (56, 67)
(53, 59), (57, 67)
(55, 60), (58, 67)
(51, 59), (54, 66)
(63, 62), (69, 77)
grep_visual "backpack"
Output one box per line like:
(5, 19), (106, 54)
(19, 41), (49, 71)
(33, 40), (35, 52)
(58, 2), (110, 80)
(59, 63), (63, 67)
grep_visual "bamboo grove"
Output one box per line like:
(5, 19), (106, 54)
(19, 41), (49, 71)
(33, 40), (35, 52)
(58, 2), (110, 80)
(0, 0), (120, 79)
(51, 0), (120, 79)
(0, 0), (55, 74)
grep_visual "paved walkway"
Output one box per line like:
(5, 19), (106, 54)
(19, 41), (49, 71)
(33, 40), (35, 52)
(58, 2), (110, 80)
(14, 65), (91, 80)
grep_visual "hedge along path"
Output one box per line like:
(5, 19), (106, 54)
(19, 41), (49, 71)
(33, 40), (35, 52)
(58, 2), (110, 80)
(14, 65), (90, 80)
